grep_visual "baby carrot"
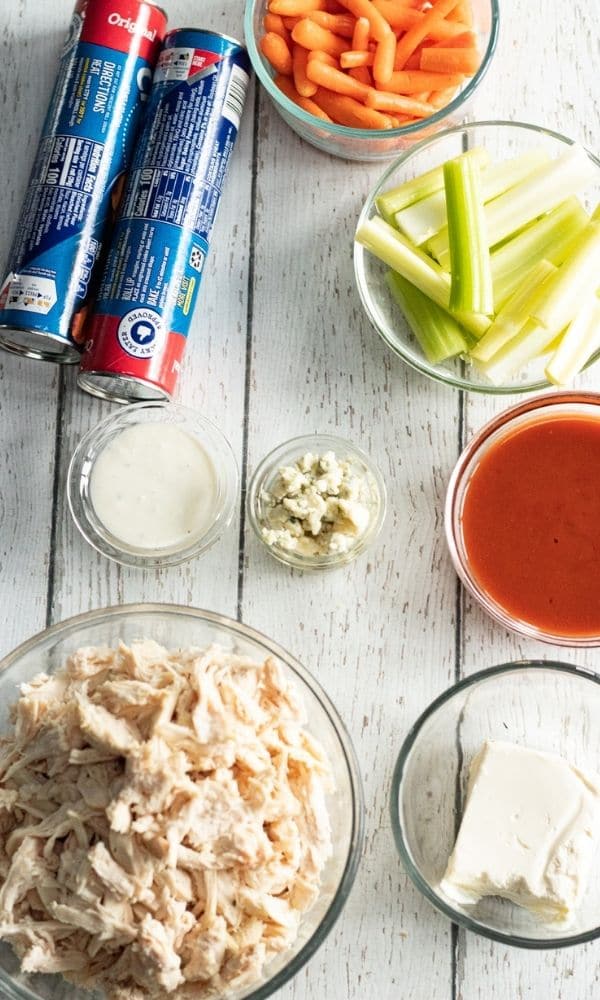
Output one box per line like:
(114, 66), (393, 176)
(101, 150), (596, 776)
(292, 18), (349, 56)
(428, 84), (461, 107)
(270, 0), (326, 14)
(377, 69), (463, 93)
(352, 15), (370, 49)
(431, 30), (477, 48)
(312, 87), (394, 127)
(282, 15), (302, 29)
(336, 0), (394, 43)
(264, 12), (292, 43)
(448, 1), (473, 25)
(394, 0), (461, 70)
(373, 30), (396, 84)
(365, 89), (437, 116)
(420, 46), (480, 74)
(309, 10), (355, 35)
(260, 32), (293, 75)
(305, 57), (371, 98)
(340, 49), (374, 68)
(274, 73), (333, 119)
(307, 49), (339, 66)
(348, 65), (373, 85)
(372, 0), (468, 40)
(293, 43), (318, 95)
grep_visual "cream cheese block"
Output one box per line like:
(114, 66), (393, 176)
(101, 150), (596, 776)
(441, 740), (600, 926)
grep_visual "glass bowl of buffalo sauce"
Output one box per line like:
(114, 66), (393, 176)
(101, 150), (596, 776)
(445, 392), (600, 646)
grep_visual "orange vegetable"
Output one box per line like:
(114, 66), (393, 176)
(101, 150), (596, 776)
(394, 0), (461, 70)
(420, 45), (479, 74)
(257, 0), (475, 129)
(365, 89), (436, 116)
(305, 58), (371, 98)
(349, 65), (373, 86)
(372, 29), (396, 83)
(292, 18), (349, 56)
(352, 15), (370, 49)
(260, 32), (293, 75)
(274, 74), (333, 119)
(336, 0), (393, 42)
(340, 49), (374, 68)
(377, 68), (463, 93)
(270, 0), (326, 14)
(293, 43), (318, 94)
(312, 87), (394, 127)
(309, 10), (355, 35)
(264, 12), (292, 44)
(307, 49), (339, 67)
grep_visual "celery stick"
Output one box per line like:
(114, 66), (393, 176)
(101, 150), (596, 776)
(471, 260), (557, 363)
(490, 198), (589, 304)
(531, 221), (600, 331)
(429, 145), (597, 266)
(395, 149), (550, 247)
(386, 271), (469, 363)
(545, 297), (600, 385)
(477, 317), (563, 385)
(375, 147), (489, 224)
(444, 157), (493, 315)
(356, 217), (491, 338)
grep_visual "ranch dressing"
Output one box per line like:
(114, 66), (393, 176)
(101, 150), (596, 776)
(90, 423), (218, 552)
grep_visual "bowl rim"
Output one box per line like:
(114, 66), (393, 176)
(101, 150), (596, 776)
(244, 0), (500, 140)
(354, 119), (600, 394)
(246, 432), (387, 571)
(0, 603), (365, 1000)
(389, 659), (600, 949)
(445, 390), (600, 645)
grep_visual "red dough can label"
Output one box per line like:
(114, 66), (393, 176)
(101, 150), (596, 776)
(79, 28), (251, 401)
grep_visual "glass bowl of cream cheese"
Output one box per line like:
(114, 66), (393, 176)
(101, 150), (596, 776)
(391, 662), (600, 948)
(247, 434), (386, 571)
(68, 402), (238, 568)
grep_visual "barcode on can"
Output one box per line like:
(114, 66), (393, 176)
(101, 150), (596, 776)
(222, 65), (249, 130)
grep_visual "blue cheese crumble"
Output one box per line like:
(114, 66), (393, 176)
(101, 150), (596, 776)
(260, 451), (371, 557)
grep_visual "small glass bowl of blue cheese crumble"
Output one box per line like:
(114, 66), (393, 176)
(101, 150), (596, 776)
(248, 434), (386, 570)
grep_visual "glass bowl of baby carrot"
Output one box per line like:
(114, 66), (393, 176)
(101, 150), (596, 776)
(354, 121), (600, 391)
(244, 0), (499, 160)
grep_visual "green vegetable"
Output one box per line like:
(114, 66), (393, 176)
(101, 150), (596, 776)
(355, 216), (491, 337)
(375, 147), (489, 224)
(530, 222), (600, 331)
(471, 260), (557, 363)
(545, 296), (600, 386)
(429, 145), (596, 267)
(395, 149), (550, 247)
(444, 156), (493, 315)
(491, 198), (589, 308)
(477, 318), (563, 385)
(386, 271), (469, 364)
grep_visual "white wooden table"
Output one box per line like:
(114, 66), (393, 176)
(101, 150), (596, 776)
(1, 1), (599, 998)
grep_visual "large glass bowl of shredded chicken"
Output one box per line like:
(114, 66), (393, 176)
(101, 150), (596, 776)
(0, 605), (363, 1000)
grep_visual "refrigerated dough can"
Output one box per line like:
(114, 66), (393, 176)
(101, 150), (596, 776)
(78, 28), (251, 401)
(0, 0), (167, 363)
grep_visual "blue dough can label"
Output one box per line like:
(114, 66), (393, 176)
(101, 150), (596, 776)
(79, 28), (250, 400)
(0, 0), (167, 362)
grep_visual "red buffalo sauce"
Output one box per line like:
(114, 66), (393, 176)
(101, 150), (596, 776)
(461, 414), (600, 638)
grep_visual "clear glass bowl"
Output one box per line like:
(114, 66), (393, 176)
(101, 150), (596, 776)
(391, 661), (600, 948)
(445, 390), (600, 645)
(67, 402), (239, 568)
(354, 121), (600, 390)
(247, 433), (386, 570)
(0, 604), (364, 1000)
(244, 0), (499, 161)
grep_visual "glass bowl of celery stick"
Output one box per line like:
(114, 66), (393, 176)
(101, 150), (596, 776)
(354, 121), (600, 393)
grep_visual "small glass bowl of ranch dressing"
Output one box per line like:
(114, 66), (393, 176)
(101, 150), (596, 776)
(68, 402), (238, 567)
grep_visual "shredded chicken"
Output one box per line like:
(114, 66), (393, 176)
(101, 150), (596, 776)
(0, 641), (332, 998)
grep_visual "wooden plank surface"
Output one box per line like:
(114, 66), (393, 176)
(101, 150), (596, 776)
(0, 1), (599, 999)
